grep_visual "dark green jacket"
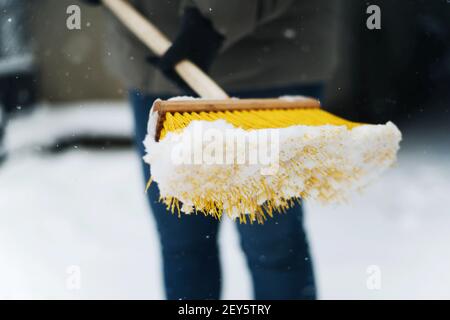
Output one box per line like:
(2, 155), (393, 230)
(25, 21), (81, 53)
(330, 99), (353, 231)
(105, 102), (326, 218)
(102, 0), (340, 94)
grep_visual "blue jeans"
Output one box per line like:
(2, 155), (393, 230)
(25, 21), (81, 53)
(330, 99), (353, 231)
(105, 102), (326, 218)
(129, 84), (322, 300)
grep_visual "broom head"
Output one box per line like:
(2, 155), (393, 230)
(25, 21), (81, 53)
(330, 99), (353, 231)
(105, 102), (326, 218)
(144, 97), (401, 223)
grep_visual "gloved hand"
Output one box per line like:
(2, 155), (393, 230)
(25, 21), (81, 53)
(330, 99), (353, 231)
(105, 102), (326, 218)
(148, 7), (225, 93)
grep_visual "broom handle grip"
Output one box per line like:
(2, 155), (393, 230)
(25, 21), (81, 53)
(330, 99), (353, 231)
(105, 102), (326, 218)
(102, 0), (229, 99)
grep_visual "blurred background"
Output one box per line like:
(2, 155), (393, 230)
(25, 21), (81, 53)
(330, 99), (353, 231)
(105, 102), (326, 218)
(0, 0), (449, 299)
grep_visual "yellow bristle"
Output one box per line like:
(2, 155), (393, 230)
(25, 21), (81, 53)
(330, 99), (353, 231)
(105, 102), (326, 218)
(159, 109), (361, 140)
(153, 107), (374, 223)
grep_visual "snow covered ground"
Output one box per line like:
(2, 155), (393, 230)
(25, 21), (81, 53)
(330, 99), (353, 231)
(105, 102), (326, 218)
(0, 102), (449, 299)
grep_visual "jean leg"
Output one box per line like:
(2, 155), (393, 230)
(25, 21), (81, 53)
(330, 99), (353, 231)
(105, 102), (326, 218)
(129, 90), (221, 300)
(236, 203), (316, 299)
(231, 84), (322, 300)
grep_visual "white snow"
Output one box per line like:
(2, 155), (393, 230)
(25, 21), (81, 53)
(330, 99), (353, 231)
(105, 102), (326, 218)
(144, 99), (401, 217)
(4, 101), (132, 153)
(0, 102), (449, 299)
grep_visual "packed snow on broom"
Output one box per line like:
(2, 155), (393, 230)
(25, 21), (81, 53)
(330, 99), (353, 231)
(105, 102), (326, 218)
(143, 97), (402, 220)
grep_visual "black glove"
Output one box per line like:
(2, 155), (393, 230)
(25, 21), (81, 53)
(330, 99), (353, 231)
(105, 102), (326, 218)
(80, 0), (101, 5)
(148, 7), (224, 94)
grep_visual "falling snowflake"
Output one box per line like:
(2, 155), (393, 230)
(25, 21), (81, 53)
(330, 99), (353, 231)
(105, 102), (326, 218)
(283, 28), (296, 39)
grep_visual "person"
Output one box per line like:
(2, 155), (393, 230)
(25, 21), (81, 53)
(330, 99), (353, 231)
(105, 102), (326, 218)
(84, 0), (339, 300)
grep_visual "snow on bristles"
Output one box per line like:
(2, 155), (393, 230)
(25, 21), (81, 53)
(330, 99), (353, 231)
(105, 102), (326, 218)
(143, 101), (402, 224)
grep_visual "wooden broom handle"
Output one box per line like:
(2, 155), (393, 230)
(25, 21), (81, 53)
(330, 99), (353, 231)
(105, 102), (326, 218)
(102, 0), (229, 99)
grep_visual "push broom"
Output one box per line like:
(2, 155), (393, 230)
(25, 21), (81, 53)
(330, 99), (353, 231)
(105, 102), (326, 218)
(103, 0), (402, 223)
